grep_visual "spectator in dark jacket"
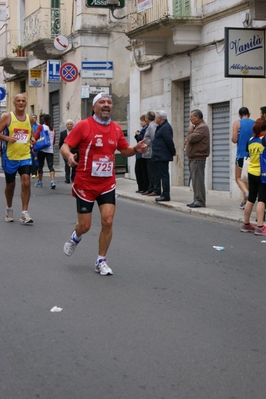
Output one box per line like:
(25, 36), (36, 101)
(152, 110), (176, 202)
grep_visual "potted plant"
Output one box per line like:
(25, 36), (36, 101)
(12, 45), (25, 57)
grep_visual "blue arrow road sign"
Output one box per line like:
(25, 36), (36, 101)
(82, 61), (113, 70)
(0, 87), (6, 101)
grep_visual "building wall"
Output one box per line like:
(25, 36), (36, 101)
(2, 0), (129, 169)
(127, 3), (266, 198)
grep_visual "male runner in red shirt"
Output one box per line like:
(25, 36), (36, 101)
(60, 93), (147, 275)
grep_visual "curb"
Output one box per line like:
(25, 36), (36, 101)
(116, 191), (243, 225)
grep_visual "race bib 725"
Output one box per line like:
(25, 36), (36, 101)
(91, 154), (114, 177)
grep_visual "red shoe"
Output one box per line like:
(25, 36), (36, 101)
(240, 223), (255, 233)
(254, 225), (266, 235)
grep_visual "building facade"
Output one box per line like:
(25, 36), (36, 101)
(0, 0), (129, 168)
(1, 0), (266, 197)
(125, 0), (266, 199)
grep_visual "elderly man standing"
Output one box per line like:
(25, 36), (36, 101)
(59, 119), (78, 183)
(185, 109), (210, 208)
(151, 110), (176, 202)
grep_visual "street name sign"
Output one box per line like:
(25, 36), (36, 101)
(86, 0), (125, 8)
(89, 86), (110, 94)
(81, 61), (113, 79)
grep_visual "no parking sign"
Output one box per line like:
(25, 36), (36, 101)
(60, 63), (78, 82)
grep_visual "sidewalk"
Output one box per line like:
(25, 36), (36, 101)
(116, 177), (256, 225)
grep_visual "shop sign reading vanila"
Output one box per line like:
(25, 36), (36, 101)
(225, 28), (265, 78)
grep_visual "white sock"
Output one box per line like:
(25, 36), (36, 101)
(71, 230), (82, 242)
(97, 255), (106, 263)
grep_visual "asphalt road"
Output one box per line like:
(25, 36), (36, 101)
(0, 174), (265, 399)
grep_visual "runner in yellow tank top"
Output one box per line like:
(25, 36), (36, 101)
(6, 111), (32, 160)
(0, 94), (36, 224)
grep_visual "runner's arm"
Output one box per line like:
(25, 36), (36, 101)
(232, 120), (240, 143)
(0, 113), (14, 141)
(121, 139), (147, 157)
(60, 143), (77, 167)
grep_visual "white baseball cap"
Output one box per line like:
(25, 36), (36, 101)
(92, 92), (112, 106)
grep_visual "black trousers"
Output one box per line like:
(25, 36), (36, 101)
(146, 159), (161, 194)
(156, 161), (170, 198)
(135, 157), (149, 191)
(64, 158), (76, 182)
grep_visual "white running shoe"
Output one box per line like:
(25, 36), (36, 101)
(64, 234), (81, 256)
(95, 259), (113, 276)
(20, 211), (33, 224)
(5, 208), (14, 222)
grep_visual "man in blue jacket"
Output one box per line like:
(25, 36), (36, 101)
(151, 110), (176, 202)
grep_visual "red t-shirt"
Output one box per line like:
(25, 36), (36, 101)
(64, 117), (129, 198)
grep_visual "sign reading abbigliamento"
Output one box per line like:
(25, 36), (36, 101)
(225, 28), (265, 78)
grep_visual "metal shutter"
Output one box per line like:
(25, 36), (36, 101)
(212, 101), (230, 191)
(50, 90), (60, 167)
(183, 80), (190, 186)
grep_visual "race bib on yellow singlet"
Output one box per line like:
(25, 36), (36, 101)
(91, 154), (114, 177)
(13, 128), (29, 143)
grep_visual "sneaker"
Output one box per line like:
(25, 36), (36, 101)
(5, 208), (14, 222)
(64, 233), (81, 256)
(240, 223), (255, 233)
(254, 226), (266, 236)
(50, 181), (56, 189)
(95, 258), (113, 276)
(239, 201), (246, 210)
(20, 211), (33, 224)
(35, 181), (43, 188)
(31, 175), (37, 179)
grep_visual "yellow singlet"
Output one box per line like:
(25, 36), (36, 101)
(6, 112), (32, 160)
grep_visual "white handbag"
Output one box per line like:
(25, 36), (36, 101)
(241, 157), (250, 183)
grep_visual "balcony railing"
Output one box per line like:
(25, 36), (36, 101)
(127, 0), (169, 32)
(23, 7), (66, 47)
(0, 29), (26, 58)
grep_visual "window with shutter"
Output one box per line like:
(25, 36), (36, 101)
(174, 0), (190, 17)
